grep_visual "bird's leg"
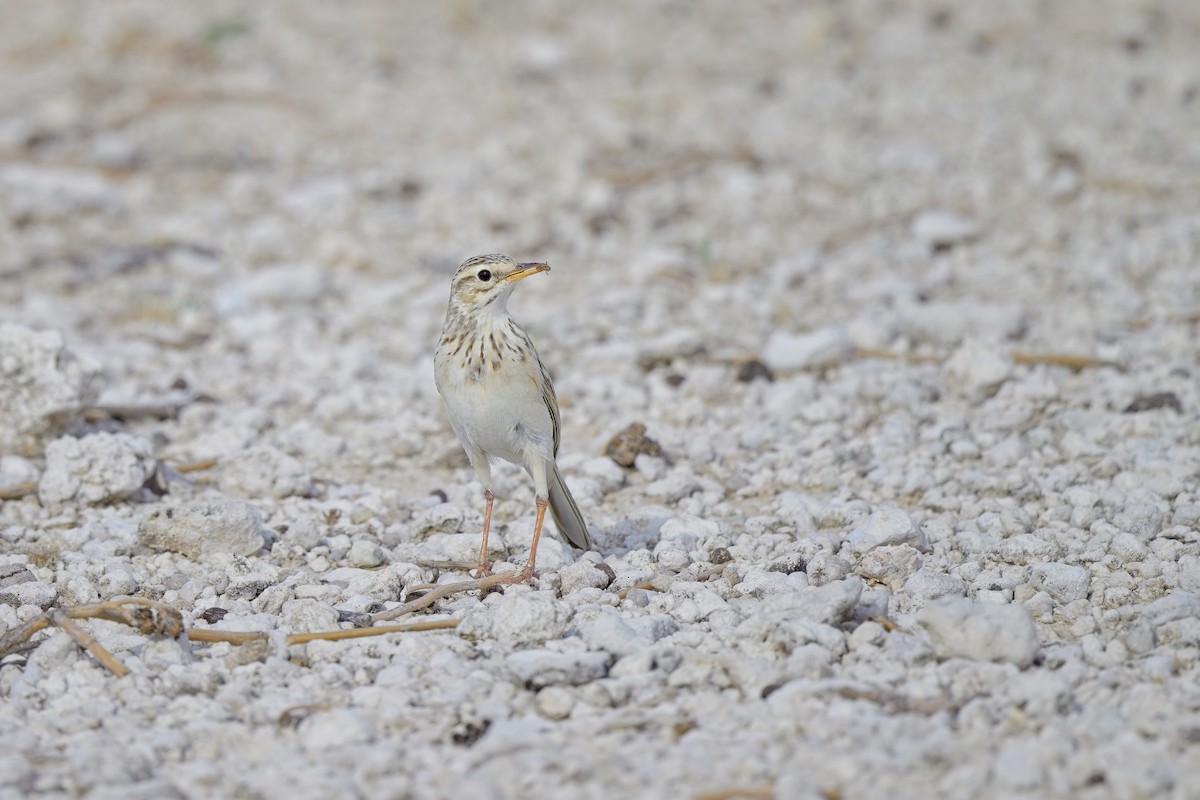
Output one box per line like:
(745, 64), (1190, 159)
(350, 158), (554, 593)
(484, 496), (547, 586)
(512, 496), (547, 583)
(475, 489), (495, 578)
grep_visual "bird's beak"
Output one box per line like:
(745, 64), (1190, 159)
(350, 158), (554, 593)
(503, 262), (550, 282)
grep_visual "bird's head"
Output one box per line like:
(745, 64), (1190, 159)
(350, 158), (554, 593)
(447, 254), (550, 312)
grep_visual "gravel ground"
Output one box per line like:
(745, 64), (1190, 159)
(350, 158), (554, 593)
(3, 2), (1200, 798)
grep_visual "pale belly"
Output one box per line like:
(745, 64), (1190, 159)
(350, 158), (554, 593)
(436, 362), (554, 467)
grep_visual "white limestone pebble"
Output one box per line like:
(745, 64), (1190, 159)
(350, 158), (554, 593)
(806, 553), (852, 586)
(281, 598), (340, 634)
(847, 505), (930, 557)
(346, 539), (385, 568)
(911, 209), (978, 249)
(298, 709), (377, 752)
(37, 432), (156, 506)
(137, 500), (265, 559)
(505, 650), (612, 688)
(577, 613), (650, 657)
(1141, 591), (1200, 628)
(0, 323), (99, 456)
(412, 503), (465, 537)
(762, 326), (853, 373)
(0, 580), (57, 609)
(1029, 562), (1091, 604)
(558, 558), (614, 595)
(856, 544), (924, 590)
(944, 339), (1012, 401)
(535, 686), (575, 720)
(791, 577), (863, 626)
(217, 444), (313, 499)
(491, 591), (570, 648)
(917, 597), (1040, 668)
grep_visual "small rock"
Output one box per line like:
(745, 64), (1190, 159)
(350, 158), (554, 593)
(895, 301), (1027, 345)
(847, 505), (930, 556)
(911, 209), (979, 249)
(558, 559), (614, 595)
(1123, 392), (1182, 414)
(604, 423), (663, 468)
(794, 577), (863, 625)
(0, 564), (35, 588)
(901, 569), (969, 603)
(856, 544), (923, 591)
(0, 456), (38, 494)
(635, 331), (706, 370)
(578, 614), (649, 657)
(412, 503), (465, 537)
(217, 444), (313, 499)
(492, 592), (569, 648)
(736, 567), (796, 597)
(1114, 503), (1165, 542)
(1109, 532), (1150, 563)
(138, 500), (265, 559)
(1142, 590), (1200, 628)
(38, 433), (156, 506)
(645, 471), (701, 503)
(917, 597), (1040, 667)
(1029, 562), (1091, 604)
(944, 340), (1012, 401)
(761, 326), (852, 373)
(806, 553), (851, 586)
(505, 650), (611, 688)
(298, 709), (376, 752)
(578, 456), (626, 492)
(281, 598), (340, 634)
(535, 686), (575, 720)
(0, 580), (57, 609)
(0, 323), (99, 456)
(735, 359), (774, 383)
(346, 539), (384, 568)
(992, 534), (1063, 565)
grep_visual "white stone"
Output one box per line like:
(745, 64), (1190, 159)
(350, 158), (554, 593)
(992, 534), (1063, 565)
(911, 209), (979, 248)
(558, 559), (613, 595)
(535, 685), (575, 720)
(346, 539), (384, 568)
(491, 591), (569, 648)
(413, 503), (465, 537)
(917, 597), (1040, 667)
(847, 505), (930, 556)
(578, 614), (649, 657)
(138, 500), (265, 559)
(806, 553), (852, 586)
(944, 340), (1012, 401)
(762, 326), (853, 373)
(38, 432), (156, 506)
(217, 444), (313, 499)
(281, 598), (340, 634)
(0, 323), (101, 457)
(298, 709), (376, 752)
(505, 650), (611, 688)
(856, 544), (923, 591)
(1142, 590), (1200, 628)
(1029, 562), (1091, 604)
(0, 580), (57, 609)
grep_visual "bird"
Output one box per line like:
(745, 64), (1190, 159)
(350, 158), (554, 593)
(433, 254), (593, 584)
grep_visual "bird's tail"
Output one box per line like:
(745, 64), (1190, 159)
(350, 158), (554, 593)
(548, 464), (593, 550)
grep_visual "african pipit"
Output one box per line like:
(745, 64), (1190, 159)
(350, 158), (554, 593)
(433, 254), (593, 583)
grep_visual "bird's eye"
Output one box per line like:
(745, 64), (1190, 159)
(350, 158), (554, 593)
(477, 269), (492, 282)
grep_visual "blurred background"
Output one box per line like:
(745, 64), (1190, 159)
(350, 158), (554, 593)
(1, 0), (1197, 486)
